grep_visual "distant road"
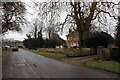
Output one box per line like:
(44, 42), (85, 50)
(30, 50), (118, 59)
(2, 49), (119, 78)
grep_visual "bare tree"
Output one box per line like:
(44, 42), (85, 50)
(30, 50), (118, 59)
(26, 34), (31, 39)
(34, 1), (119, 47)
(65, 1), (118, 47)
(1, 2), (26, 35)
(30, 18), (43, 39)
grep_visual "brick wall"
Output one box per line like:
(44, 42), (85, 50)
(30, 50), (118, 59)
(66, 31), (79, 48)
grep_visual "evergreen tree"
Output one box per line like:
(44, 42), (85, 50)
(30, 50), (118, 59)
(85, 31), (114, 48)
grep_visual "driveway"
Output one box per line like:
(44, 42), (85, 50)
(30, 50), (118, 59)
(60, 55), (97, 66)
(2, 49), (119, 78)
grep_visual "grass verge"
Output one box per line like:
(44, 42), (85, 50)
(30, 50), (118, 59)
(23, 48), (66, 59)
(84, 59), (120, 74)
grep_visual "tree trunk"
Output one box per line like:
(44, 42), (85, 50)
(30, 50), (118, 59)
(76, 21), (84, 48)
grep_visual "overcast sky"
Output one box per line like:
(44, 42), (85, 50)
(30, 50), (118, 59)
(4, 0), (119, 41)
(4, 0), (69, 41)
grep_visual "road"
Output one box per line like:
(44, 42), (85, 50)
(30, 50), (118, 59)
(2, 49), (119, 78)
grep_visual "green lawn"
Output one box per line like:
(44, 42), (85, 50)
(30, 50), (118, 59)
(84, 59), (120, 74)
(23, 48), (66, 59)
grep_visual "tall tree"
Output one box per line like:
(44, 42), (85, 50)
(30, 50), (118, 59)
(34, 1), (118, 48)
(116, 16), (120, 48)
(67, 1), (118, 47)
(30, 19), (43, 39)
(1, 2), (26, 34)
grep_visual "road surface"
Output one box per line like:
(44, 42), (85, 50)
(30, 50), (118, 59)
(2, 49), (119, 78)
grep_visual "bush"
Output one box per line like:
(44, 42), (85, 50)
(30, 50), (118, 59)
(85, 31), (114, 48)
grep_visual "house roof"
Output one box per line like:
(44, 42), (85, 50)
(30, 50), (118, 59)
(66, 29), (78, 37)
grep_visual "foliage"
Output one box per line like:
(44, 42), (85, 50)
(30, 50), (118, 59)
(115, 17), (120, 48)
(1, 2), (26, 34)
(85, 31), (114, 48)
(23, 38), (44, 49)
(84, 59), (120, 74)
(110, 48), (120, 62)
(23, 33), (66, 49)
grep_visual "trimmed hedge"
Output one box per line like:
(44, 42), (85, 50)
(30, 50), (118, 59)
(38, 48), (96, 57)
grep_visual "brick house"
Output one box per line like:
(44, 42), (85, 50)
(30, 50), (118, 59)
(66, 28), (91, 48)
(66, 29), (79, 48)
(107, 42), (118, 48)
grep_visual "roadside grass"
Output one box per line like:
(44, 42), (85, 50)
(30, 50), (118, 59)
(23, 48), (66, 59)
(84, 59), (120, 74)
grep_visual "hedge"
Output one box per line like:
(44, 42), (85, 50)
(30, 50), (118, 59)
(110, 48), (120, 62)
(38, 48), (96, 57)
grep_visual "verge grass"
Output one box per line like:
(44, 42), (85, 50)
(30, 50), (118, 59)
(84, 59), (120, 74)
(23, 48), (66, 59)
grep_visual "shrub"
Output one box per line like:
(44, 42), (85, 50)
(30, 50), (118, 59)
(85, 31), (114, 48)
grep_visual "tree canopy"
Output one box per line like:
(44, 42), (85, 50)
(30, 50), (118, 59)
(85, 31), (114, 48)
(1, 2), (26, 34)
(23, 33), (65, 49)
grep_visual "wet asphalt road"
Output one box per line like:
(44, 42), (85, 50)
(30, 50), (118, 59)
(2, 49), (119, 78)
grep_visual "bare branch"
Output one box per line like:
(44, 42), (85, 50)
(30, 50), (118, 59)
(101, 10), (117, 20)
